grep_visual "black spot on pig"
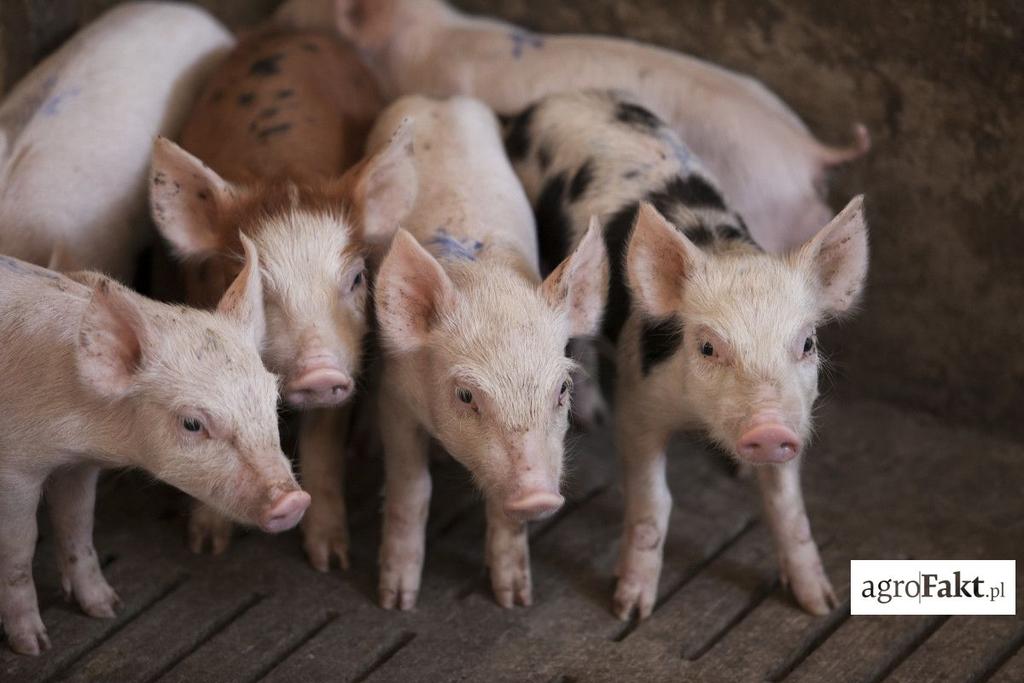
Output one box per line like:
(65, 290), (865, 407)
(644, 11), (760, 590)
(276, 89), (295, 100)
(537, 144), (553, 171)
(615, 101), (662, 133)
(647, 174), (726, 216)
(197, 190), (209, 201)
(623, 169), (642, 180)
(152, 172), (166, 186)
(257, 122), (292, 140)
(535, 172), (570, 272)
(504, 104), (536, 161)
(237, 92), (256, 107)
(683, 224), (713, 246)
(601, 202), (641, 342)
(569, 160), (594, 203)
(250, 54), (284, 77)
(641, 316), (684, 375)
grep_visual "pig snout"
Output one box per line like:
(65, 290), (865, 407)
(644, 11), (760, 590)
(260, 489), (311, 533)
(736, 417), (801, 464)
(284, 355), (353, 408)
(503, 489), (565, 523)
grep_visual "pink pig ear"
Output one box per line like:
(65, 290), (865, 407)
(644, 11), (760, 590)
(375, 229), (454, 353)
(76, 278), (148, 399)
(348, 118), (418, 252)
(334, 0), (398, 50)
(216, 234), (266, 348)
(796, 195), (869, 318)
(625, 202), (704, 319)
(540, 216), (609, 337)
(150, 137), (237, 259)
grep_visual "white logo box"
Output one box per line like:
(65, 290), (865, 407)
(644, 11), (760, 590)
(851, 560), (1016, 615)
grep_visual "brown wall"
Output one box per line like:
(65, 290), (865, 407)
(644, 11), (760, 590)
(3, 0), (1022, 439)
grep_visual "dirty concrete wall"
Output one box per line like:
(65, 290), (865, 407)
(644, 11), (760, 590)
(2, 0), (1022, 440)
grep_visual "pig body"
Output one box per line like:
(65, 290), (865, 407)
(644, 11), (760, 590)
(0, 246), (307, 655)
(370, 95), (609, 610)
(507, 91), (869, 620)
(283, 0), (869, 252)
(149, 28), (410, 570)
(0, 2), (233, 281)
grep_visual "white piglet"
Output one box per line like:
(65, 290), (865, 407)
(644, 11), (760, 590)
(506, 91), (868, 620)
(0, 2), (233, 280)
(0, 239), (308, 656)
(370, 95), (609, 610)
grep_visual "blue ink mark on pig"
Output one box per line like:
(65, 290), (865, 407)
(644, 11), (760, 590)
(41, 85), (81, 117)
(425, 229), (484, 261)
(509, 30), (544, 59)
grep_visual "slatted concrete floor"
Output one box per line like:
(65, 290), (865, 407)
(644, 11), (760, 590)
(3, 398), (1022, 682)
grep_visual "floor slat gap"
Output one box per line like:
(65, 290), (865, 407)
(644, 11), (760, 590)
(766, 598), (852, 682)
(349, 631), (416, 683)
(863, 615), (949, 683)
(969, 623), (1024, 683)
(250, 610), (340, 683)
(684, 576), (780, 661)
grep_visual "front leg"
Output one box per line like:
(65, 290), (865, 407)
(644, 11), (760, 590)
(299, 406), (352, 572)
(378, 395), (431, 610)
(47, 464), (120, 618)
(0, 473), (48, 655)
(485, 498), (532, 608)
(757, 458), (836, 615)
(187, 500), (235, 555)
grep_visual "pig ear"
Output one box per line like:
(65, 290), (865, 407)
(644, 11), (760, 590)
(77, 278), (148, 399)
(626, 202), (704, 319)
(150, 137), (236, 258)
(540, 217), (609, 337)
(349, 118), (418, 250)
(216, 234), (266, 348)
(376, 229), (454, 353)
(334, 0), (396, 49)
(796, 195), (868, 318)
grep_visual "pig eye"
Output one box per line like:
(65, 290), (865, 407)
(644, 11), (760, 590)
(558, 379), (570, 407)
(700, 341), (715, 357)
(182, 417), (204, 433)
(803, 336), (815, 355)
(457, 388), (473, 404)
(350, 269), (365, 291)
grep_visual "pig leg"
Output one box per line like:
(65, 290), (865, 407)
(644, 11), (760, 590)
(47, 464), (120, 618)
(0, 473), (49, 655)
(568, 338), (608, 430)
(757, 459), (836, 615)
(187, 501), (235, 555)
(378, 399), (431, 610)
(299, 406), (351, 572)
(613, 410), (673, 621)
(484, 498), (532, 608)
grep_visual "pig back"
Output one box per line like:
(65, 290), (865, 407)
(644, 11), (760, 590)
(180, 29), (385, 184)
(0, 2), (234, 281)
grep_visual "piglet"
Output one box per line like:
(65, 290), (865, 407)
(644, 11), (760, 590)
(0, 2), (233, 281)
(0, 238), (308, 655)
(277, 0), (869, 252)
(506, 91), (867, 619)
(370, 95), (608, 610)
(149, 28), (412, 568)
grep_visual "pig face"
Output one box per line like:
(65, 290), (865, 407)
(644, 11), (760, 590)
(74, 237), (308, 533)
(377, 224), (608, 521)
(626, 198), (868, 464)
(149, 128), (416, 409)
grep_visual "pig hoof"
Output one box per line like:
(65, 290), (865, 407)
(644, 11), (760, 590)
(379, 587), (418, 611)
(80, 589), (122, 619)
(5, 618), (51, 656)
(302, 516), (350, 572)
(612, 577), (656, 621)
(188, 506), (235, 555)
(489, 568), (533, 608)
(784, 562), (838, 616)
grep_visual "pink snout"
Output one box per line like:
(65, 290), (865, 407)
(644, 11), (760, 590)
(259, 490), (311, 533)
(503, 490), (565, 523)
(285, 367), (353, 408)
(736, 424), (801, 464)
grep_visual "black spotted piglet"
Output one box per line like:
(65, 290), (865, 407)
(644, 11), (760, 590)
(505, 90), (868, 621)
